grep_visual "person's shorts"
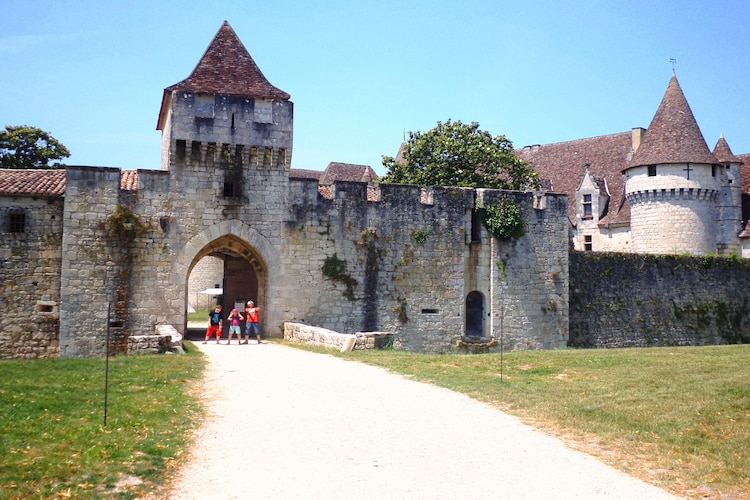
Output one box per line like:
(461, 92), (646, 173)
(245, 322), (260, 335)
(206, 324), (221, 338)
(229, 325), (241, 334)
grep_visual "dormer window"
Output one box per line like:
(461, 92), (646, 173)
(582, 194), (593, 219)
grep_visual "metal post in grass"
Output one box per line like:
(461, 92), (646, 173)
(499, 292), (504, 383)
(104, 301), (111, 426)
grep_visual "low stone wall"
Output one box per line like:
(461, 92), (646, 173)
(284, 322), (394, 351)
(126, 325), (184, 354)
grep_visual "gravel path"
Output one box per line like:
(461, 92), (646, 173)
(167, 341), (680, 499)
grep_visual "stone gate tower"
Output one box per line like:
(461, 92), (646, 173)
(157, 20), (293, 175)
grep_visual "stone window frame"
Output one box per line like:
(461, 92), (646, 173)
(584, 234), (593, 252)
(6, 208), (27, 234)
(582, 194), (593, 220)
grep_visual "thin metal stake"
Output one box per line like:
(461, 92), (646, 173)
(104, 301), (111, 426)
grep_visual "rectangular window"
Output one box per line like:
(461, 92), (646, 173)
(582, 194), (593, 219)
(584, 235), (593, 252)
(712, 165), (717, 177)
(223, 181), (236, 198)
(254, 99), (273, 123)
(647, 165), (656, 176)
(8, 211), (25, 233)
(195, 94), (215, 118)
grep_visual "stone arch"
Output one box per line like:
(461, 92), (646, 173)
(172, 220), (279, 335)
(465, 291), (485, 338)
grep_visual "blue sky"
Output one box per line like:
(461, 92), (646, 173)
(2, 1), (750, 175)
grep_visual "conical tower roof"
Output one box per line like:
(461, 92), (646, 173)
(165, 21), (290, 100)
(712, 134), (739, 163)
(627, 74), (717, 168)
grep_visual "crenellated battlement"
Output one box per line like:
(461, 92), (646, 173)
(170, 139), (290, 171)
(626, 187), (719, 204)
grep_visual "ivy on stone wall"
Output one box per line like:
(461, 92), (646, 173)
(106, 205), (147, 244)
(322, 253), (357, 301)
(477, 198), (525, 241)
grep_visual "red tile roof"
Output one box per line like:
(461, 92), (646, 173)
(516, 132), (633, 225)
(165, 21), (290, 100)
(120, 170), (138, 191)
(319, 162), (378, 185)
(627, 75), (718, 168)
(713, 135), (739, 163)
(0, 169), (139, 196)
(0, 169), (66, 196)
(289, 169), (322, 181)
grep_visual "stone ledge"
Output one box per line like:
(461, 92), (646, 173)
(284, 322), (394, 351)
(126, 325), (184, 354)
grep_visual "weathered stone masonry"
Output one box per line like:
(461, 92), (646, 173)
(54, 159), (570, 357)
(569, 251), (750, 347)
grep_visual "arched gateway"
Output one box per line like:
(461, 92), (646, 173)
(175, 222), (279, 336)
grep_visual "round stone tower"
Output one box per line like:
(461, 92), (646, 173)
(624, 74), (721, 255)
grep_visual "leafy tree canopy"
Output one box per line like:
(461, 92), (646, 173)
(0, 125), (70, 169)
(381, 119), (537, 190)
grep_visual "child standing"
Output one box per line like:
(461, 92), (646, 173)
(226, 308), (244, 344)
(203, 305), (223, 344)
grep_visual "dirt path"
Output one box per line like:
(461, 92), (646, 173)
(167, 342), (681, 499)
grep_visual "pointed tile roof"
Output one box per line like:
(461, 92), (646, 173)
(627, 74), (718, 168)
(165, 21), (290, 100)
(712, 135), (739, 163)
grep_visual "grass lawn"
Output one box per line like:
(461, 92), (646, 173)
(289, 342), (750, 499)
(187, 308), (209, 323)
(0, 343), (204, 499)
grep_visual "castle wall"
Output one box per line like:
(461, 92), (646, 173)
(54, 155), (570, 356)
(0, 196), (63, 359)
(570, 251), (750, 347)
(58, 167), (126, 357)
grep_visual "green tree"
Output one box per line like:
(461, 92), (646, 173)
(0, 125), (70, 169)
(381, 119), (537, 190)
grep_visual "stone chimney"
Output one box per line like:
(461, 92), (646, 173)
(631, 127), (645, 153)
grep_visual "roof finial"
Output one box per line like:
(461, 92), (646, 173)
(670, 58), (677, 74)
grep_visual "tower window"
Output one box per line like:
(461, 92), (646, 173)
(712, 165), (717, 177)
(8, 210), (26, 233)
(647, 165), (656, 176)
(223, 173), (242, 198)
(582, 194), (593, 219)
(584, 235), (593, 251)
(254, 99), (273, 124)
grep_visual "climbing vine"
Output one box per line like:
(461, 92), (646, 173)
(322, 253), (358, 301)
(106, 204), (148, 244)
(477, 197), (525, 241)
